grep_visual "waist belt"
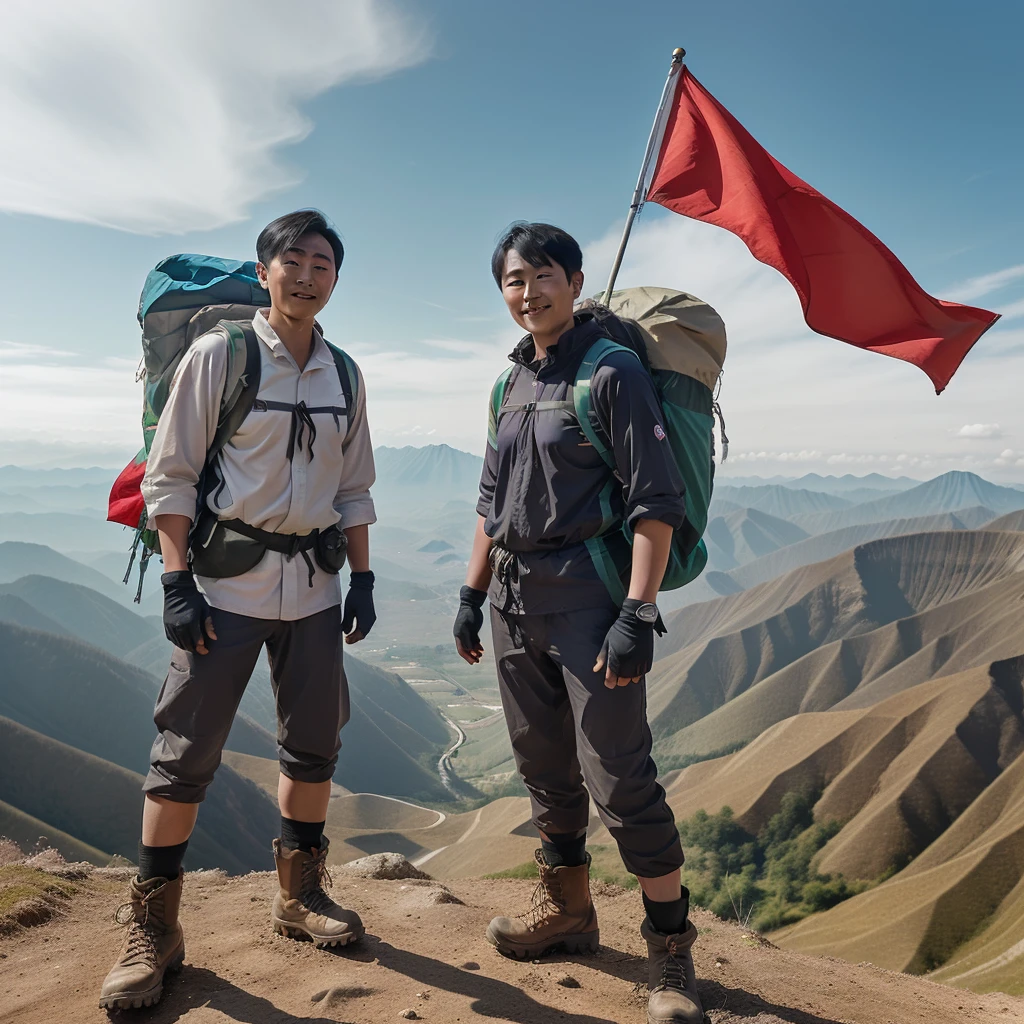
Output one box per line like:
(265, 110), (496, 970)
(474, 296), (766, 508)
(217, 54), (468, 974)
(220, 519), (319, 587)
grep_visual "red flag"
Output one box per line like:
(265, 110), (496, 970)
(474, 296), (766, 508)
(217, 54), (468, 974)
(646, 68), (999, 393)
(107, 449), (147, 528)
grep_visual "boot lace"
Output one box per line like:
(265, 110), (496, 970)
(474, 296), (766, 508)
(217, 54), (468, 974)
(659, 936), (687, 992)
(518, 872), (565, 933)
(113, 891), (160, 966)
(299, 849), (336, 915)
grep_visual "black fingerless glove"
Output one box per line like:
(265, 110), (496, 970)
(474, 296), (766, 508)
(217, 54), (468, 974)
(162, 570), (213, 653)
(453, 585), (487, 651)
(342, 571), (376, 639)
(598, 599), (661, 680)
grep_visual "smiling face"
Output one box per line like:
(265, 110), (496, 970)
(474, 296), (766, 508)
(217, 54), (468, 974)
(256, 230), (337, 320)
(500, 249), (583, 345)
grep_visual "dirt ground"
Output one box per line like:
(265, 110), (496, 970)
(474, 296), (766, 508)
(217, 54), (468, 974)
(2, 866), (1022, 1024)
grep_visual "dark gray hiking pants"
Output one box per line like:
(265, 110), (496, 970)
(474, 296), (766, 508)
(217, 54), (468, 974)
(490, 604), (683, 878)
(143, 606), (349, 803)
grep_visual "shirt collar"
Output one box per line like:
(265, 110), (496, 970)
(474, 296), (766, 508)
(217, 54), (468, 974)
(254, 309), (334, 369)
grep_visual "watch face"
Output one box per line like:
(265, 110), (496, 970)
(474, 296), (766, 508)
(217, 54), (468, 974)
(635, 603), (660, 624)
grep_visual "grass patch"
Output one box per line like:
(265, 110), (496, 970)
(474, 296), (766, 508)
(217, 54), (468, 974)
(678, 792), (868, 932)
(0, 865), (76, 932)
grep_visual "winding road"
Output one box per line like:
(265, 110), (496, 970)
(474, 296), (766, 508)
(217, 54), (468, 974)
(437, 712), (467, 794)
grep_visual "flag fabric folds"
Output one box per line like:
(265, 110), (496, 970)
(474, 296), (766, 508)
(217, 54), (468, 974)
(646, 68), (999, 393)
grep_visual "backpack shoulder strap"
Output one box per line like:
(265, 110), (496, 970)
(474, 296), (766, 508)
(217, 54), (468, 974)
(571, 337), (641, 471)
(324, 341), (358, 432)
(209, 321), (262, 462)
(487, 365), (516, 450)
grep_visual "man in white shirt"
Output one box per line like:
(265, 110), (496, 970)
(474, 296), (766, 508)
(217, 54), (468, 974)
(100, 210), (376, 1011)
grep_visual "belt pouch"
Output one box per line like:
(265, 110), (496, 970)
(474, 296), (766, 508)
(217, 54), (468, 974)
(189, 512), (268, 578)
(314, 523), (348, 575)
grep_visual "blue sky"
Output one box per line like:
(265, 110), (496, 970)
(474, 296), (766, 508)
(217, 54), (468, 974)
(1, 0), (1022, 479)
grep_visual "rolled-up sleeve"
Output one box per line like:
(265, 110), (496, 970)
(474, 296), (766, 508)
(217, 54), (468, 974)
(334, 363), (377, 528)
(476, 414), (499, 520)
(591, 353), (687, 531)
(141, 333), (227, 522)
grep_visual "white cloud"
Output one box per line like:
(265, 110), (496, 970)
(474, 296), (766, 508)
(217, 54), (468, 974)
(949, 264), (1024, 302)
(0, 341), (140, 454)
(0, 0), (428, 233)
(956, 423), (1003, 439)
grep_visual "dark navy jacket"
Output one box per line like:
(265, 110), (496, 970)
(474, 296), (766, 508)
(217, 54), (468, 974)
(477, 313), (686, 614)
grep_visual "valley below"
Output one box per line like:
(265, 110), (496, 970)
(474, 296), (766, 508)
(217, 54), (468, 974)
(3, 450), (1024, 1009)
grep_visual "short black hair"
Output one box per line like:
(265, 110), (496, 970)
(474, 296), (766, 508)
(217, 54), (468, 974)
(491, 221), (583, 287)
(257, 209), (344, 277)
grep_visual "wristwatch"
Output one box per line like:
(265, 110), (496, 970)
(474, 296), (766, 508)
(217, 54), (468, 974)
(633, 602), (660, 625)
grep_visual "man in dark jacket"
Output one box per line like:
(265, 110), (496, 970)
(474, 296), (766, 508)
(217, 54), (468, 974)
(454, 222), (703, 1024)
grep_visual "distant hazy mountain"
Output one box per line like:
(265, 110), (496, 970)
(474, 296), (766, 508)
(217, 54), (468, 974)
(0, 512), (129, 553)
(0, 542), (131, 603)
(704, 508), (809, 571)
(778, 472), (921, 494)
(792, 472), (1024, 534)
(714, 484), (851, 519)
(373, 444), (483, 505)
(0, 465), (114, 487)
(0, 574), (161, 658)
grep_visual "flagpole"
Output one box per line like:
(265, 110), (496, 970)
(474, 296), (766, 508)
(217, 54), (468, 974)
(602, 47), (686, 304)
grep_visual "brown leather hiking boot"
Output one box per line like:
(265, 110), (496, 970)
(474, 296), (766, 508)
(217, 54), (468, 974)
(272, 837), (364, 948)
(486, 850), (599, 959)
(641, 917), (704, 1024)
(98, 873), (185, 1011)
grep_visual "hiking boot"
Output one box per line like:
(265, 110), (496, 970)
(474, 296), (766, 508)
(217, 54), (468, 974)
(98, 873), (185, 1011)
(486, 849), (599, 959)
(641, 917), (704, 1024)
(272, 837), (364, 948)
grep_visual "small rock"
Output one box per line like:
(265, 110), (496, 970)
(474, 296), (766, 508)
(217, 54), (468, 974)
(399, 1011), (419, 1020)
(311, 990), (328, 1003)
(416, 990), (430, 999)
(556, 974), (580, 988)
(459, 961), (480, 970)
(341, 853), (431, 881)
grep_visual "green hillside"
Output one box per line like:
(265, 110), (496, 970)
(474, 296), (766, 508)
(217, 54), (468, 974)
(0, 715), (277, 873)
(0, 797), (110, 865)
(0, 594), (69, 636)
(0, 574), (159, 657)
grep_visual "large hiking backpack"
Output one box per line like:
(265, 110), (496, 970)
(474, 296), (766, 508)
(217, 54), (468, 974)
(107, 253), (358, 600)
(488, 286), (727, 604)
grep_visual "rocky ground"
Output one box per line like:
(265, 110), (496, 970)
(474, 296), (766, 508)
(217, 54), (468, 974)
(1, 849), (1022, 1024)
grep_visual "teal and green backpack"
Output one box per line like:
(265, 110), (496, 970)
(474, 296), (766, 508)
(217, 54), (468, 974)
(488, 286), (727, 604)
(107, 253), (357, 600)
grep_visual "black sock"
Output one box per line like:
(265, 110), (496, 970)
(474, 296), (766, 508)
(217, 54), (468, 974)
(137, 840), (189, 882)
(643, 888), (690, 936)
(280, 816), (325, 853)
(540, 832), (588, 868)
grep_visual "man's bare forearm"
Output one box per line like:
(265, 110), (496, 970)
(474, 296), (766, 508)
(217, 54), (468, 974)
(344, 524), (370, 573)
(153, 514), (192, 573)
(627, 519), (673, 603)
(465, 516), (494, 592)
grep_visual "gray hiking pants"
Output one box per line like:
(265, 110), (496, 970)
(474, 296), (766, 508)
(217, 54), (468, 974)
(491, 603), (684, 878)
(143, 606), (349, 803)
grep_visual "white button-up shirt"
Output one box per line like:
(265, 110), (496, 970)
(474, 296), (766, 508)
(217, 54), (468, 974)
(141, 310), (376, 620)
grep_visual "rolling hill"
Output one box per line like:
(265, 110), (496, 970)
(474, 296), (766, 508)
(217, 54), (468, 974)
(703, 507), (809, 571)
(373, 444), (483, 505)
(0, 713), (276, 873)
(713, 484), (851, 519)
(0, 541), (131, 603)
(649, 530), (1024, 761)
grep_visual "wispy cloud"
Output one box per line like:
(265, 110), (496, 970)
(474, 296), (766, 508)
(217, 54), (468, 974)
(948, 264), (1024, 302)
(0, 0), (429, 234)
